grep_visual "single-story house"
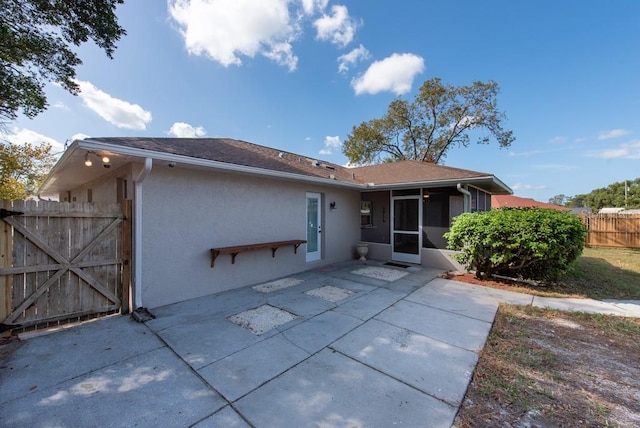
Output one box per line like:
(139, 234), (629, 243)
(491, 195), (570, 211)
(39, 138), (512, 309)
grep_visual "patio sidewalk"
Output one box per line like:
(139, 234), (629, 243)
(1, 260), (638, 427)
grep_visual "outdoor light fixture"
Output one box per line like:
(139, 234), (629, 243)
(83, 151), (111, 167)
(330, 201), (336, 210)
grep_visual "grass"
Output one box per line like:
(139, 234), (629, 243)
(467, 246), (640, 300)
(454, 247), (640, 427)
(455, 304), (640, 427)
(551, 246), (640, 299)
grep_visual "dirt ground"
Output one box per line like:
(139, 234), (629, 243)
(449, 274), (640, 427)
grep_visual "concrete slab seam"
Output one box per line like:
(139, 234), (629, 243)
(326, 345), (460, 409)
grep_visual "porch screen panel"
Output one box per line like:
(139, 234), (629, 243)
(393, 199), (419, 231)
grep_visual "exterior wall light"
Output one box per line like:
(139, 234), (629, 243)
(84, 151), (111, 167)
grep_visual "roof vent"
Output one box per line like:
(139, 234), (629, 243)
(329, 174), (336, 180)
(324, 165), (335, 170)
(352, 172), (355, 179)
(278, 152), (284, 158)
(311, 160), (319, 167)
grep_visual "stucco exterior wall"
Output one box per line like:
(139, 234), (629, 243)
(140, 167), (360, 308)
(61, 164), (134, 203)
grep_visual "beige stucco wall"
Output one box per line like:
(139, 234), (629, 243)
(61, 164), (134, 203)
(139, 167), (360, 308)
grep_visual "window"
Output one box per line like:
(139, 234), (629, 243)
(360, 201), (373, 226)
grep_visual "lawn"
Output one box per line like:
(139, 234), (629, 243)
(557, 246), (640, 299)
(449, 246), (640, 300)
(453, 246), (640, 427)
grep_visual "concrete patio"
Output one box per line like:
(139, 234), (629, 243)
(2, 260), (637, 427)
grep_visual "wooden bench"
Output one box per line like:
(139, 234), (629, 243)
(210, 239), (307, 268)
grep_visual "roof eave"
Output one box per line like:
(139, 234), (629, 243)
(75, 139), (365, 190)
(362, 176), (512, 194)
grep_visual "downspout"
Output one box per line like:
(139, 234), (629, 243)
(456, 183), (471, 212)
(133, 158), (153, 309)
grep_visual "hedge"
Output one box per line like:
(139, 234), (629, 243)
(445, 208), (586, 282)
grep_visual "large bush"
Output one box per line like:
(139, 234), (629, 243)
(445, 208), (586, 282)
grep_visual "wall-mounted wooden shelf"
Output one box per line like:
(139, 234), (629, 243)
(210, 239), (307, 268)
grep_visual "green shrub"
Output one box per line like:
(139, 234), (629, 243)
(445, 208), (586, 282)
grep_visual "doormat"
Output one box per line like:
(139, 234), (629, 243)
(384, 262), (411, 269)
(228, 305), (297, 335)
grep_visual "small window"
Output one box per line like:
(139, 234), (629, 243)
(361, 201), (373, 226)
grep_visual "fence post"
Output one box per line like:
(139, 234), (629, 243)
(1, 200), (13, 334)
(121, 200), (132, 314)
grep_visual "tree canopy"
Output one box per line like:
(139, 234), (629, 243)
(0, 141), (55, 199)
(0, 0), (126, 123)
(549, 178), (640, 211)
(342, 78), (515, 165)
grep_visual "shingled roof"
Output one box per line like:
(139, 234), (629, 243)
(351, 160), (492, 184)
(88, 137), (360, 184)
(40, 137), (512, 195)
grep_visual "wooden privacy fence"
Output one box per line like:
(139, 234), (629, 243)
(579, 213), (640, 248)
(1, 200), (131, 333)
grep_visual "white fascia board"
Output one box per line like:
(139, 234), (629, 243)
(38, 140), (82, 195)
(363, 176), (512, 193)
(78, 140), (364, 190)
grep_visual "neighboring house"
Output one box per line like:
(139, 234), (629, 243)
(599, 207), (626, 214)
(491, 195), (570, 211)
(39, 138), (511, 309)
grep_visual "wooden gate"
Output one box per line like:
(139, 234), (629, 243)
(1, 200), (131, 333)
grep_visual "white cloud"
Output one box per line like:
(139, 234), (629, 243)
(168, 122), (207, 138)
(301, 0), (328, 15)
(319, 135), (341, 155)
(75, 80), (152, 130)
(591, 139), (640, 159)
(351, 53), (425, 95)
(6, 127), (64, 153)
(597, 129), (630, 140)
(168, 0), (299, 71)
(510, 182), (546, 191)
(314, 5), (358, 47)
(53, 101), (68, 110)
(338, 44), (370, 73)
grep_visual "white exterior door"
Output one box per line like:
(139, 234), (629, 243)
(391, 195), (421, 264)
(306, 193), (321, 262)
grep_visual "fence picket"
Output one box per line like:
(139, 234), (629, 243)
(0, 200), (129, 332)
(579, 213), (640, 248)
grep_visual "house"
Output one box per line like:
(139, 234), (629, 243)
(491, 195), (570, 211)
(39, 138), (511, 309)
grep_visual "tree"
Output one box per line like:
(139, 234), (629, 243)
(342, 78), (515, 165)
(0, 141), (55, 199)
(548, 194), (567, 206)
(573, 178), (640, 211)
(0, 0), (126, 123)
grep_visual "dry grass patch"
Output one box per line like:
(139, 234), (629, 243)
(454, 304), (640, 427)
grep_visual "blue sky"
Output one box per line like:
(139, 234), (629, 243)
(7, 0), (640, 202)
